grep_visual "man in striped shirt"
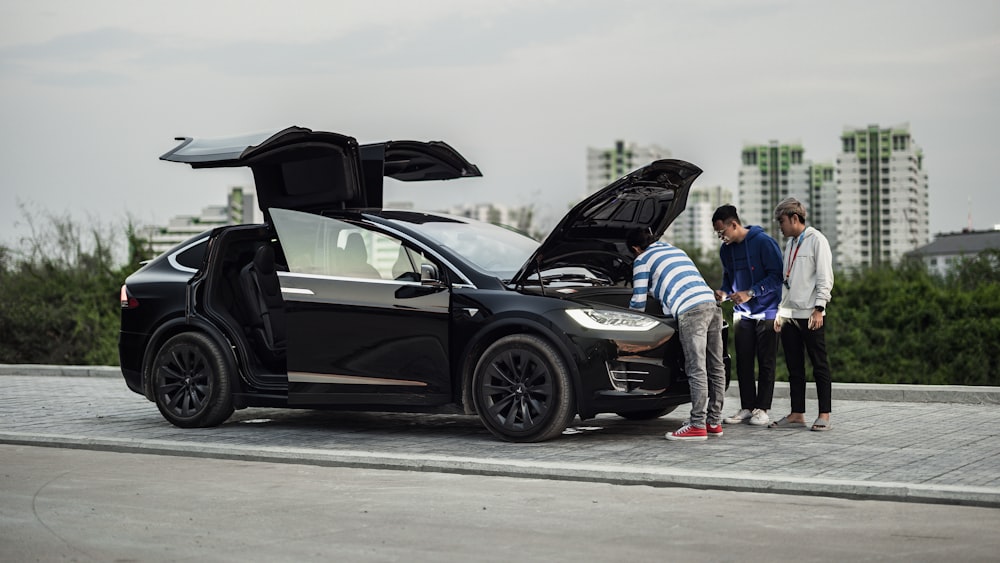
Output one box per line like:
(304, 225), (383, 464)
(627, 228), (726, 441)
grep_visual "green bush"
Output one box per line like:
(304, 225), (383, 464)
(775, 249), (1000, 386)
(0, 209), (150, 365)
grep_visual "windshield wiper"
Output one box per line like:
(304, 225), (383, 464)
(538, 273), (610, 284)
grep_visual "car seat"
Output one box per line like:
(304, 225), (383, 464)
(343, 232), (381, 279)
(239, 244), (287, 368)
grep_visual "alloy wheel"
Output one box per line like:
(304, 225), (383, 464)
(157, 344), (212, 418)
(481, 348), (555, 432)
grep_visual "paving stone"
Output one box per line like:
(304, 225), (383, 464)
(1, 373), (999, 507)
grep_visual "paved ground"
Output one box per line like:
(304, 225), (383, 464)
(6, 446), (1000, 563)
(1, 368), (999, 508)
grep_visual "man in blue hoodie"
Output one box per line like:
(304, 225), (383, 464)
(711, 205), (784, 427)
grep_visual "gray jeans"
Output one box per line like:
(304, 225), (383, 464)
(677, 301), (726, 427)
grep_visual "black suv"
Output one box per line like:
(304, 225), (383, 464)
(119, 126), (729, 442)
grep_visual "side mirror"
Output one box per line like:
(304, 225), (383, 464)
(420, 263), (440, 282)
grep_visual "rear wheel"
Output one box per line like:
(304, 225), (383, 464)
(151, 332), (234, 428)
(616, 406), (677, 420)
(472, 334), (575, 442)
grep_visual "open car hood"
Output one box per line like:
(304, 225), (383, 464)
(510, 159), (701, 287)
(160, 126), (481, 215)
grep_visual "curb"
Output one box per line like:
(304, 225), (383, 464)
(4, 432), (998, 509)
(0, 364), (122, 378)
(2, 364), (998, 404)
(742, 381), (1000, 405)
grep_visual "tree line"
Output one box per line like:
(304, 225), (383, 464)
(0, 210), (152, 366)
(2, 213), (997, 386)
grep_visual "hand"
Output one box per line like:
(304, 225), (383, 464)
(731, 290), (751, 305)
(774, 316), (783, 333)
(714, 290), (727, 302)
(808, 310), (824, 330)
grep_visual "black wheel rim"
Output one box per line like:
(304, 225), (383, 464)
(481, 348), (553, 433)
(156, 344), (211, 418)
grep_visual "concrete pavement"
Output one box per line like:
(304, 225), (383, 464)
(7, 446), (1000, 562)
(1, 365), (999, 508)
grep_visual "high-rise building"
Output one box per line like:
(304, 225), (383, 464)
(835, 123), (929, 270)
(586, 140), (671, 196)
(809, 163), (838, 258)
(663, 185), (733, 259)
(738, 141), (837, 256)
(738, 141), (813, 242)
(146, 187), (255, 254)
(227, 186), (254, 225)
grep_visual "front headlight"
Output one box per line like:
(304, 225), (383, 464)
(565, 308), (660, 332)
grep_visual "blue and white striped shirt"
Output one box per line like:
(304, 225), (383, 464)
(629, 242), (715, 317)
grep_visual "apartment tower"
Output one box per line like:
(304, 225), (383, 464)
(663, 185), (734, 259)
(738, 141), (837, 252)
(586, 140), (671, 196)
(835, 123), (929, 270)
(738, 141), (810, 241)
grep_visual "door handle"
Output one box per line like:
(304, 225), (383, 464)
(394, 284), (446, 299)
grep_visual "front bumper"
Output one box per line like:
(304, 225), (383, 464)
(571, 321), (731, 418)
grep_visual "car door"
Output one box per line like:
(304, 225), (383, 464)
(270, 208), (452, 407)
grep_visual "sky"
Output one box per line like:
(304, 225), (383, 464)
(2, 0), (999, 251)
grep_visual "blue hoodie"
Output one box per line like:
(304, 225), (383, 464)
(719, 225), (784, 320)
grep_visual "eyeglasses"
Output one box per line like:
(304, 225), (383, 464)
(715, 223), (733, 239)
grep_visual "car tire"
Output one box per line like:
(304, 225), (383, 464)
(151, 332), (235, 428)
(616, 406), (678, 420)
(472, 334), (575, 443)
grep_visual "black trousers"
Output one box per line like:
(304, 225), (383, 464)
(734, 317), (777, 411)
(779, 318), (833, 414)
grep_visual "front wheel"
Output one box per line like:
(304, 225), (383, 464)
(151, 332), (234, 428)
(472, 334), (575, 442)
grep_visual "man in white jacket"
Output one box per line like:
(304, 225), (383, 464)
(769, 198), (834, 431)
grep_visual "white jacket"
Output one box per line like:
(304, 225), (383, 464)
(778, 226), (834, 319)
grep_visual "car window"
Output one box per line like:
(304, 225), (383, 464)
(174, 239), (207, 270)
(389, 218), (536, 279)
(270, 208), (433, 281)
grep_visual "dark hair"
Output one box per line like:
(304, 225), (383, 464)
(712, 204), (740, 224)
(626, 228), (657, 251)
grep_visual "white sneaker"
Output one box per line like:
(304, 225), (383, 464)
(723, 408), (752, 425)
(748, 408), (770, 426)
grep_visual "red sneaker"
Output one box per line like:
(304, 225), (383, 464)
(707, 424), (723, 437)
(665, 423), (708, 441)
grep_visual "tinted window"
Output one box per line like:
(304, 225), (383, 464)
(175, 240), (207, 269)
(164, 236), (209, 271)
(270, 208), (434, 281)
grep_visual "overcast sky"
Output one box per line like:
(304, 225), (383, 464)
(2, 0), (998, 249)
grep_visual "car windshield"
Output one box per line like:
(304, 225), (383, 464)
(386, 214), (538, 279)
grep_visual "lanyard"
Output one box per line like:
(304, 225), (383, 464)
(784, 232), (805, 284)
